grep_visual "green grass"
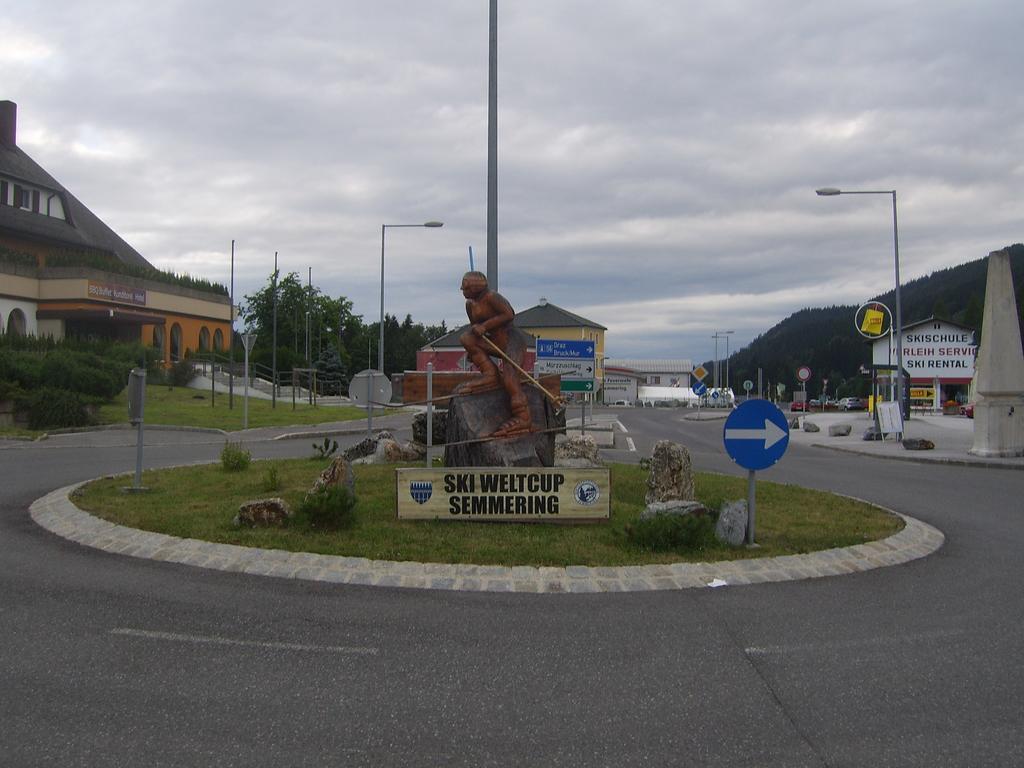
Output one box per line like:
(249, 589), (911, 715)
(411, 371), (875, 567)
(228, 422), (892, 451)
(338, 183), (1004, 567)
(74, 460), (904, 567)
(93, 384), (382, 431)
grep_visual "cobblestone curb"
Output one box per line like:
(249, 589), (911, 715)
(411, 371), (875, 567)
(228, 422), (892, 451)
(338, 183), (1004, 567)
(30, 482), (944, 593)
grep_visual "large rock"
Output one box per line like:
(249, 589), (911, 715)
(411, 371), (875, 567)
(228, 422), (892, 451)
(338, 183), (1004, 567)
(444, 382), (564, 467)
(412, 410), (448, 446)
(802, 421), (820, 433)
(309, 457), (355, 498)
(903, 438), (935, 451)
(342, 431), (395, 461)
(829, 423), (852, 437)
(639, 499), (708, 521)
(554, 433), (603, 467)
(863, 426), (883, 441)
(352, 438), (426, 465)
(715, 500), (747, 546)
(234, 498), (292, 527)
(644, 441), (695, 504)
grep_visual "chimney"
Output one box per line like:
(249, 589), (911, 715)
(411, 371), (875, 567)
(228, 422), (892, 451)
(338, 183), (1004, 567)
(0, 101), (16, 147)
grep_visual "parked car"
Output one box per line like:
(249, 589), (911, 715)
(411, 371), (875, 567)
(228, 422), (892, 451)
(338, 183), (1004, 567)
(960, 402), (975, 418)
(839, 397), (866, 411)
(790, 400), (810, 412)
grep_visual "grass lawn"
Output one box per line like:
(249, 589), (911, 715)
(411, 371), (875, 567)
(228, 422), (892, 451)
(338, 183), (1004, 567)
(74, 459), (904, 567)
(93, 384), (382, 432)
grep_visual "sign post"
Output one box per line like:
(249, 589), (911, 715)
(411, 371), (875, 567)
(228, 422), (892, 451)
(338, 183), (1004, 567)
(241, 332), (257, 430)
(536, 339), (596, 431)
(126, 368), (147, 492)
(692, 367), (708, 418)
(723, 400), (790, 545)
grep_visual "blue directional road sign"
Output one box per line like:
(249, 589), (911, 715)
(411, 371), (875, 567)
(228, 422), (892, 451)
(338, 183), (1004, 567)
(535, 339), (595, 359)
(693, 380), (708, 396)
(722, 399), (790, 471)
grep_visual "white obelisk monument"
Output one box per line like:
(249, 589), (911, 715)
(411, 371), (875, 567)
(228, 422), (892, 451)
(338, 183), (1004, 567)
(970, 249), (1024, 457)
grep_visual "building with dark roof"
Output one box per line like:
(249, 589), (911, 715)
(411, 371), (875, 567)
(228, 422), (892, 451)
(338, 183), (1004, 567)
(0, 101), (231, 362)
(416, 297), (607, 385)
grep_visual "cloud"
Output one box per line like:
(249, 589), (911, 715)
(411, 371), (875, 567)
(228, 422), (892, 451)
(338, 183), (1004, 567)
(5, 0), (1023, 363)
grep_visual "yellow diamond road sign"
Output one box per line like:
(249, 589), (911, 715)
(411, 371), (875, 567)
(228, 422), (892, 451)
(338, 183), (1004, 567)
(692, 365), (709, 382)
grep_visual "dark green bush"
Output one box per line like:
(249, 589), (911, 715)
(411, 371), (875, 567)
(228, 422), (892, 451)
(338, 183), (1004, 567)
(0, 349), (43, 389)
(40, 351), (126, 400)
(168, 359), (195, 388)
(626, 512), (717, 552)
(22, 387), (92, 430)
(298, 484), (357, 530)
(220, 441), (251, 471)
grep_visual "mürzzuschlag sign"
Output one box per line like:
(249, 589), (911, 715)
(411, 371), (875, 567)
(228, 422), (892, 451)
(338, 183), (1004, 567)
(395, 468), (610, 522)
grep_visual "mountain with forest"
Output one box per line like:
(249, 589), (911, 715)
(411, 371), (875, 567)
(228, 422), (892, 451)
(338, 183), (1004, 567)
(722, 243), (1024, 399)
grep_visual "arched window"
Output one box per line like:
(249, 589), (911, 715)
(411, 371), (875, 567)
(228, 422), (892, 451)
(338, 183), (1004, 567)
(199, 326), (211, 352)
(214, 328), (224, 351)
(153, 326), (165, 358)
(170, 323), (183, 362)
(6, 308), (27, 337)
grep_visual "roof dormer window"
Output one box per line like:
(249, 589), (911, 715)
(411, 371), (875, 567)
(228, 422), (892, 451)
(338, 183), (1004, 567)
(0, 176), (67, 221)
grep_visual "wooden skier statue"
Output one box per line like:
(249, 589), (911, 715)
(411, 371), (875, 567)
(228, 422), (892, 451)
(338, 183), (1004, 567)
(458, 271), (533, 437)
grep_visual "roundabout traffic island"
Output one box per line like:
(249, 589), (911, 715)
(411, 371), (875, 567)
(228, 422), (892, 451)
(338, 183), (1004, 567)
(28, 453), (945, 593)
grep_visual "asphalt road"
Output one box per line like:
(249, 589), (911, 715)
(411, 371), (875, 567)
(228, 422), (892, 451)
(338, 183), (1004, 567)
(1, 411), (1022, 767)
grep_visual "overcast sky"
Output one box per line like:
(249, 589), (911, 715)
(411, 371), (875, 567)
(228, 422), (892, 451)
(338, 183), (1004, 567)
(5, 1), (1022, 363)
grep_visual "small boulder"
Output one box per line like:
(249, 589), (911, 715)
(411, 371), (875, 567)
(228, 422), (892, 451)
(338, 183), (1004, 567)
(802, 421), (820, 433)
(903, 438), (935, 451)
(554, 434), (603, 467)
(343, 430), (395, 461)
(829, 424), (852, 437)
(639, 499), (709, 522)
(412, 411), (448, 446)
(234, 498), (292, 527)
(645, 441), (695, 504)
(715, 500), (747, 546)
(353, 438), (425, 465)
(309, 457), (355, 499)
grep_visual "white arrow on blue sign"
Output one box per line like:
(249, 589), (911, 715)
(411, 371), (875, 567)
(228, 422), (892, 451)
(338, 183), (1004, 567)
(722, 399), (790, 471)
(693, 380), (708, 396)
(536, 339), (595, 359)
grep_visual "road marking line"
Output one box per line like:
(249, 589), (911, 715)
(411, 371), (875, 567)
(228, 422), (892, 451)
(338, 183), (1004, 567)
(616, 420), (629, 433)
(744, 628), (965, 656)
(111, 628), (379, 655)
(626, 437), (636, 452)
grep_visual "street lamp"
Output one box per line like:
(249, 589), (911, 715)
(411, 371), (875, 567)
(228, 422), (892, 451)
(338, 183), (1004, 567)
(721, 330), (735, 391)
(379, 222), (444, 375)
(816, 187), (904, 421)
(711, 330), (734, 390)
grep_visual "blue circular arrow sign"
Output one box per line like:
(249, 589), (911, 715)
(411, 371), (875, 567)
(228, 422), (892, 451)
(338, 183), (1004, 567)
(723, 399), (790, 470)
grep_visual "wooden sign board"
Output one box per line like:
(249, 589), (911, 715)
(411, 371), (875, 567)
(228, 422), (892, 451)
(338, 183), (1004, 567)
(396, 467), (610, 523)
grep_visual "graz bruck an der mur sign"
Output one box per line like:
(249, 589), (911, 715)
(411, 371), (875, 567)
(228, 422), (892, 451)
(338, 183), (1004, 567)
(395, 468), (610, 522)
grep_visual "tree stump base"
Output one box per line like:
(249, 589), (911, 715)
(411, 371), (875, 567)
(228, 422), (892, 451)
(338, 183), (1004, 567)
(444, 384), (565, 467)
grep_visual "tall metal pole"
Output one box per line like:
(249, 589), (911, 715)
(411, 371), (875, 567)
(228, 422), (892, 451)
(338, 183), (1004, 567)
(816, 186), (905, 426)
(306, 267), (311, 368)
(486, 0), (498, 291)
(891, 191), (905, 421)
(379, 224), (386, 374)
(229, 239), (234, 409)
(272, 251), (278, 409)
(379, 222), (443, 376)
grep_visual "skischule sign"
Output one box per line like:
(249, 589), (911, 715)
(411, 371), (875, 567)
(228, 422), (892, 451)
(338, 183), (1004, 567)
(395, 468), (610, 522)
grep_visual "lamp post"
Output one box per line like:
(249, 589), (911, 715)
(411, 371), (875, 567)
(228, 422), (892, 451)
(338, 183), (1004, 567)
(816, 187), (904, 421)
(379, 222), (443, 375)
(722, 330), (735, 392)
(711, 330), (733, 390)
